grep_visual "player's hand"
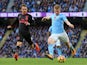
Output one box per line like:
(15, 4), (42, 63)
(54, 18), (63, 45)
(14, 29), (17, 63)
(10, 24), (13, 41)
(25, 22), (30, 26)
(42, 17), (50, 22)
(7, 25), (12, 29)
(69, 24), (74, 28)
(42, 17), (47, 22)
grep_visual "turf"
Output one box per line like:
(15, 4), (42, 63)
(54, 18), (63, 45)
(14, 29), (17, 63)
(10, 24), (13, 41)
(0, 58), (87, 65)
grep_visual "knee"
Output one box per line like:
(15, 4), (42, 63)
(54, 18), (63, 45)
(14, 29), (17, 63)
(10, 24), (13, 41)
(48, 37), (56, 44)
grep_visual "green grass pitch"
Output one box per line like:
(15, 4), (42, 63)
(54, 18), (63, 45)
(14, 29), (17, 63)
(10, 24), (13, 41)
(0, 58), (87, 65)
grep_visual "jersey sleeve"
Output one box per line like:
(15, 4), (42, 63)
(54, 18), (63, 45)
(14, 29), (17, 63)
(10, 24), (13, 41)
(28, 14), (34, 25)
(62, 14), (68, 22)
(17, 14), (21, 19)
(50, 14), (53, 19)
(49, 26), (52, 33)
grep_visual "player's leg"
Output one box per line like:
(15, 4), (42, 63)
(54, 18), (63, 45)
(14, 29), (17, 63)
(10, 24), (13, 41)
(14, 33), (23, 61)
(55, 39), (62, 56)
(16, 33), (23, 49)
(46, 34), (57, 60)
(23, 32), (40, 52)
(46, 37), (55, 60)
(14, 32), (23, 61)
(59, 32), (76, 56)
(13, 52), (19, 61)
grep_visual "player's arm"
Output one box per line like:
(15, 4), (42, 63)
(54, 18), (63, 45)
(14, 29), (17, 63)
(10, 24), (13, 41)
(7, 14), (20, 29)
(27, 14), (35, 26)
(7, 15), (19, 29)
(42, 16), (51, 22)
(62, 15), (74, 28)
(47, 26), (52, 38)
(47, 31), (51, 38)
(65, 20), (74, 28)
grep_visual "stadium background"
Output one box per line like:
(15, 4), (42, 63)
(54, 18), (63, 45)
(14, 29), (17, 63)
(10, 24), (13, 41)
(0, 0), (87, 65)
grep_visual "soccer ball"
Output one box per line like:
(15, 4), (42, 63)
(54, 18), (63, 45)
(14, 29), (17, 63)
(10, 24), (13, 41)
(57, 55), (66, 63)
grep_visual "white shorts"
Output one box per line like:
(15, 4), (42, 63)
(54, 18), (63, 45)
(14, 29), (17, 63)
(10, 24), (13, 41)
(49, 32), (69, 46)
(54, 40), (61, 46)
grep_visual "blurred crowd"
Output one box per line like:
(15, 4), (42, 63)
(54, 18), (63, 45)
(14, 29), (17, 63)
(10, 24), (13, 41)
(0, 27), (6, 41)
(0, 0), (85, 12)
(0, 25), (81, 58)
(76, 33), (87, 58)
(0, 0), (9, 12)
(12, 0), (85, 12)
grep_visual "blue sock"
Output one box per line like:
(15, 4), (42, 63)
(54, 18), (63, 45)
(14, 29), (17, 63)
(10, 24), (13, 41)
(48, 44), (54, 56)
(56, 47), (62, 56)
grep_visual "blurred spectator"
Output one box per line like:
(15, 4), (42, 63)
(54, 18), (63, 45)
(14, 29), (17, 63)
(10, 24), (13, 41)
(76, 33), (87, 57)
(69, 4), (78, 12)
(0, 0), (9, 12)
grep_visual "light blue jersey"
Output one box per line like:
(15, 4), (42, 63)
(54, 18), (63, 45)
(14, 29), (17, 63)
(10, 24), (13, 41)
(50, 13), (68, 34)
(48, 26), (52, 33)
